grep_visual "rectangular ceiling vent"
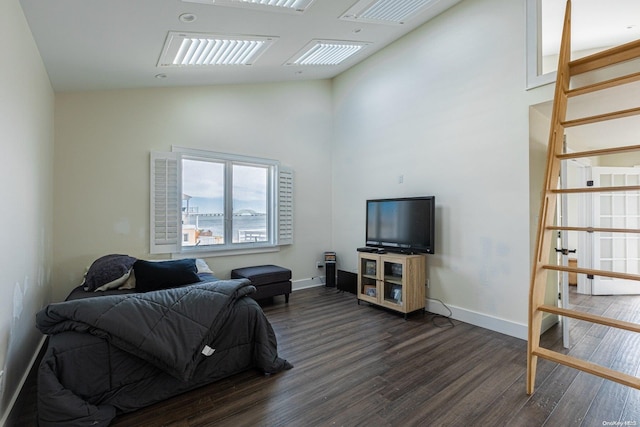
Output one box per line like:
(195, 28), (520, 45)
(181, 0), (316, 14)
(285, 40), (369, 66)
(157, 32), (275, 67)
(340, 0), (441, 25)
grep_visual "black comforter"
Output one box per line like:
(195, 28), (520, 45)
(36, 278), (291, 427)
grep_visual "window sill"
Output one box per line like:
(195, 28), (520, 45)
(174, 245), (281, 258)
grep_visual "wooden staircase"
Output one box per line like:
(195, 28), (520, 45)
(527, 0), (640, 394)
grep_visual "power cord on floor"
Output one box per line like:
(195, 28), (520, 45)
(426, 297), (455, 328)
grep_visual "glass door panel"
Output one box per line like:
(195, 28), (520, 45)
(382, 260), (403, 306)
(359, 257), (378, 298)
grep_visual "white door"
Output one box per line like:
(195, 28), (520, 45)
(557, 149), (588, 347)
(572, 160), (592, 295)
(558, 156), (570, 348)
(591, 166), (640, 295)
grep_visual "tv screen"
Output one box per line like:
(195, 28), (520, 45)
(366, 196), (435, 254)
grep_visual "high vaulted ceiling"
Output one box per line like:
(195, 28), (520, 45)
(19, 0), (462, 92)
(18, 0), (640, 93)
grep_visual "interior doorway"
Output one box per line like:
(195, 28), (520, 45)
(565, 164), (640, 296)
(589, 166), (640, 295)
(557, 152), (589, 347)
(563, 155), (590, 295)
(531, 100), (640, 297)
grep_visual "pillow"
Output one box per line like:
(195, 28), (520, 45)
(83, 254), (137, 292)
(94, 269), (133, 292)
(118, 258), (213, 290)
(118, 270), (137, 290)
(133, 258), (201, 292)
(195, 258), (214, 274)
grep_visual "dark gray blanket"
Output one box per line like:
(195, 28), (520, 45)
(36, 279), (255, 381)
(36, 279), (292, 427)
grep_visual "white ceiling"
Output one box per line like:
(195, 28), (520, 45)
(18, 0), (463, 92)
(535, 0), (640, 151)
(542, 0), (640, 57)
(18, 0), (640, 97)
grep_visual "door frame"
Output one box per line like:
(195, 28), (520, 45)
(562, 155), (591, 295)
(589, 166), (640, 295)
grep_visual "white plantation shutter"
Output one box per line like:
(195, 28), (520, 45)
(149, 149), (292, 253)
(278, 166), (294, 245)
(150, 151), (180, 254)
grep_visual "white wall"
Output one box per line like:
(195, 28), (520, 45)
(0, 0), (54, 420)
(53, 81), (333, 300)
(7, 0), (636, 418)
(3, 5), (574, 420)
(332, 0), (554, 338)
(529, 105), (561, 331)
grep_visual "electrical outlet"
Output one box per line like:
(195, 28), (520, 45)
(316, 261), (324, 269)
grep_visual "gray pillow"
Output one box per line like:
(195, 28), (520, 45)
(83, 254), (137, 291)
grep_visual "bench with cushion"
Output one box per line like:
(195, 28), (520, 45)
(230, 264), (292, 303)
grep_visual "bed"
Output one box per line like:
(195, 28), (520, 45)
(35, 255), (292, 427)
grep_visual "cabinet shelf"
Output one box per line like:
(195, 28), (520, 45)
(383, 275), (403, 285)
(357, 252), (426, 317)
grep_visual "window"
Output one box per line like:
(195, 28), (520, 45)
(526, 0), (640, 89)
(150, 147), (293, 254)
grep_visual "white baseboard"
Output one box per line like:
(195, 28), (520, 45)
(425, 299), (528, 341)
(1, 335), (46, 426)
(289, 279), (555, 342)
(293, 279), (532, 340)
(292, 276), (325, 291)
(541, 313), (559, 334)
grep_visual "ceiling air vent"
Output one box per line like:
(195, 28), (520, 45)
(181, 0), (316, 14)
(340, 0), (442, 25)
(157, 32), (275, 67)
(285, 40), (369, 66)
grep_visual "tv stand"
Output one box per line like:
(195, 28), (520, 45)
(356, 247), (377, 253)
(386, 248), (417, 255)
(357, 251), (426, 319)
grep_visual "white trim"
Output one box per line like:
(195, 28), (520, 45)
(277, 166), (294, 245)
(292, 277), (324, 291)
(178, 246), (280, 258)
(570, 157), (592, 295)
(150, 151), (181, 254)
(1, 336), (47, 426)
(173, 146), (279, 166)
(541, 312), (559, 335)
(525, 0), (556, 90)
(290, 281), (532, 340)
(151, 147), (293, 255)
(425, 299), (528, 340)
(291, 281), (548, 341)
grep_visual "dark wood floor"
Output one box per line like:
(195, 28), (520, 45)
(7, 286), (640, 426)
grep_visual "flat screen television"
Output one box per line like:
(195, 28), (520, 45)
(365, 196), (435, 254)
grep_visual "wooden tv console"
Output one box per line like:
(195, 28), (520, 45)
(356, 251), (426, 318)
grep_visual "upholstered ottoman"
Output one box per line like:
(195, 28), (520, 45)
(231, 264), (292, 303)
